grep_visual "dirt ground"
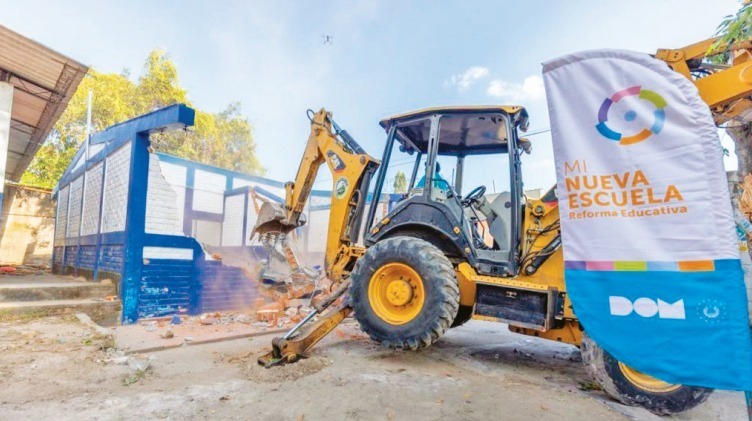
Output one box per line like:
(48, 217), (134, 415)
(0, 316), (746, 421)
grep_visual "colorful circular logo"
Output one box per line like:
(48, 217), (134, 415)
(595, 86), (666, 145)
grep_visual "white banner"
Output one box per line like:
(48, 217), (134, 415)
(545, 50), (737, 263)
(543, 49), (752, 390)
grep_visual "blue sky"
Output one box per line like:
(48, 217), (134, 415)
(0, 0), (743, 191)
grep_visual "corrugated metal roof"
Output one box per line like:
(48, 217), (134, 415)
(379, 105), (528, 130)
(0, 25), (88, 181)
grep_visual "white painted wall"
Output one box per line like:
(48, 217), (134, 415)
(143, 246), (193, 260)
(145, 154), (184, 236)
(101, 142), (132, 233)
(232, 178), (252, 189)
(232, 177), (285, 200)
(71, 154), (84, 172)
(221, 194), (245, 246)
(80, 162), (103, 236)
(55, 185), (69, 241)
(194, 220), (221, 246)
(88, 142), (104, 157)
(307, 208), (331, 253)
(246, 191), (258, 246)
(193, 169), (226, 214)
(158, 160), (187, 228)
(66, 176), (83, 237)
(136, 155), (340, 254)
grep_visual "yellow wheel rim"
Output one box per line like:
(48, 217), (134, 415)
(368, 262), (425, 325)
(618, 362), (681, 393)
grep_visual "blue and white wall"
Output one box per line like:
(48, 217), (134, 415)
(146, 153), (331, 256)
(53, 105), (207, 323)
(52, 104), (344, 323)
(53, 103), (405, 324)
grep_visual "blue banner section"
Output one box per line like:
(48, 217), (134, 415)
(567, 259), (752, 390)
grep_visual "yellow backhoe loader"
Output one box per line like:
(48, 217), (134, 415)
(251, 38), (752, 415)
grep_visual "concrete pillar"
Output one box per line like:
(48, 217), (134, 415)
(0, 82), (13, 226)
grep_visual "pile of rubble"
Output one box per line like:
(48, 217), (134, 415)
(137, 301), (316, 340)
(0, 264), (48, 276)
(255, 298), (315, 326)
(116, 307), (313, 353)
(206, 232), (324, 330)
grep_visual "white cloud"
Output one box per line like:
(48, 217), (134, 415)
(487, 75), (545, 102)
(446, 66), (489, 91)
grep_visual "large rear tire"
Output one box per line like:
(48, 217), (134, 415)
(350, 236), (459, 350)
(581, 332), (712, 415)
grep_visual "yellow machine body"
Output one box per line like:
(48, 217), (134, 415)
(255, 36), (752, 365)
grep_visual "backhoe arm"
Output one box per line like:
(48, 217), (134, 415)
(257, 279), (353, 367)
(252, 109), (379, 367)
(655, 37), (752, 125)
(253, 108), (379, 282)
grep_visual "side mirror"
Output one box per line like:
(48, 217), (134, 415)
(518, 114), (530, 132)
(399, 144), (415, 155)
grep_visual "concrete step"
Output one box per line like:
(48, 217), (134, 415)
(0, 282), (116, 303)
(0, 299), (121, 326)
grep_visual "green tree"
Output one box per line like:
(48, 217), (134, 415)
(20, 50), (264, 188)
(393, 171), (407, 194)
(713, 4), (752, 185)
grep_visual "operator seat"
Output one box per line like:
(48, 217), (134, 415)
(486, 192), (512, 252)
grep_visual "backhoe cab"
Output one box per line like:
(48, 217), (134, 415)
(349, 106), (566, 350)
(365, 106), (531, 277)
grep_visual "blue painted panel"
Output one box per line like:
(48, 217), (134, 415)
(253, 186), (285, 203)
(225, 186), (249, 196)
(197, 258), (260, 313)
(182, 167), (195, 236)
(143, 233), (200, 249)
(100, 232), (126, 245)
(186, 209), (224, 222)
(155, 152), (332, 198)
(99, 245), (125, 273)
(156, 152), (286, 189)
(92, 156), (108, 280)
(78, 234), (99, 246)
(52, 246), (64, 272)
(89, 104), (195, 144)
(51, 104), (203, 323)
(121, 132), (150, 324)
(138, 258), (194, 319)
(78, 246), (97, 269)
(52, 247), (64, 265)
(64, 246), (78, 267)
(57, 104), (195, 189)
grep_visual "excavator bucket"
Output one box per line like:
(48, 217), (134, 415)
(251, 201), (307, 237)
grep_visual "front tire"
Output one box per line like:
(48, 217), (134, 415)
(350, 236), (459, 350)
(581, 332), (712, 415)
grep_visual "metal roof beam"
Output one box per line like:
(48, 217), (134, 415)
(10, 63), (80, 181)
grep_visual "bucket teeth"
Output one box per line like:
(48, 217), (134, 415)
(256, 338), (301, 368)
(251, 202), (307, 237)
